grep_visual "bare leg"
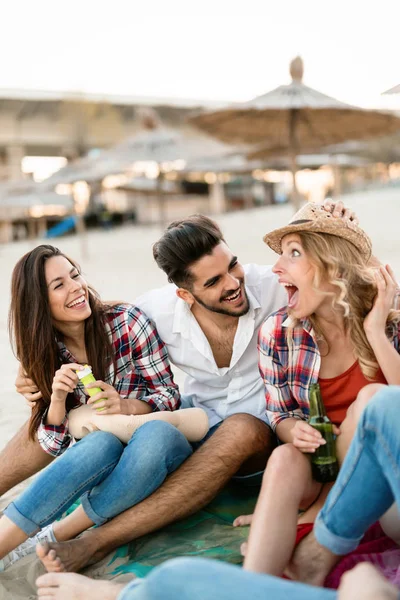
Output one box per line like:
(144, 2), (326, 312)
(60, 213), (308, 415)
(233, 514), (253, 527)
(0, 515), (29, 558)
(243, 444), (321, 575)
(36, 509), (96, 573)
(0, 507), (94, 566)
(289, 383), (387, 585)
(52, 506), (94, 542)
(36, 572), (125, 599)
(0, 420), (53, 496)
(36, 414), (275, 572)
(379, 504), (400, 544)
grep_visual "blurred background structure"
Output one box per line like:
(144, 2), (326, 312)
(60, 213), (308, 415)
(1, 41), (400, 244)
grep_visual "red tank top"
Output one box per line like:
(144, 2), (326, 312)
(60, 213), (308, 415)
(318, 362), (387, 426)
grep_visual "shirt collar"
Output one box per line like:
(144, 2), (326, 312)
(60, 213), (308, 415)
(57, 339), (75, 362)
(282, 314), (313, 333)
(173, 297), (191, 334)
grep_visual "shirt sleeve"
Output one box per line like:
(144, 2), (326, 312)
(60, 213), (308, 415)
(37, 412), (73, 457)
(129, 310), (180, 411)
(258, 317), (306, 433)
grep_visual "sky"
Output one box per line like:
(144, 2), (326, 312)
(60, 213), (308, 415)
(2, 0), (400, 110)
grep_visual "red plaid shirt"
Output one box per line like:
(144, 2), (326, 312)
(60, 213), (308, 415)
(38, 304), (180, 456)
(258, 307), (400, 432)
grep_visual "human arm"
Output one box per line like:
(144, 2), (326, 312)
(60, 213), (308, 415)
(259, 316), (330, 452)
(85, 380), (153, 415)
(258, 317), (306, 433)
(37, 363), (82, 457)
(87, 307), (180, 416)
(364, 264), (400, 385)
(128, 309), (180, 411)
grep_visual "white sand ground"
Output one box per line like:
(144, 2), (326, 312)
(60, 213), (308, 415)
(1, 186), (399, 509)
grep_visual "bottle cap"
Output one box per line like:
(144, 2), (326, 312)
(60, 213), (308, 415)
(76, 365), (92, 380)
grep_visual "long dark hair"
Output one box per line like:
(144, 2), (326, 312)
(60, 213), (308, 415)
(9, 245), (115, 440)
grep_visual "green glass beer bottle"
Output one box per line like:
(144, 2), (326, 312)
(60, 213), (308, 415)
(308, 383), (339, 483)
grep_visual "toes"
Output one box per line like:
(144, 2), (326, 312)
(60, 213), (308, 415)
(37, 589), (56, 598)
(233, 515), (252, 527)
(48, 549), (58, 562)
(36, 573), (60, 586)
(36, 541), (50, 559)
(240, 542), (248, 557)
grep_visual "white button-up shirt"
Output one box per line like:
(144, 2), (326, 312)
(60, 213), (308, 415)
(136, 264), (286, 427)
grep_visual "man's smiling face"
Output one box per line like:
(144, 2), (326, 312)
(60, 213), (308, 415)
(185, 242), (249, 317)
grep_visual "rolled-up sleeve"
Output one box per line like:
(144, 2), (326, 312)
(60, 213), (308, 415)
(258, 318), (305, 432)
(37, 413), (73, 457)
(130, 311), (180, 412)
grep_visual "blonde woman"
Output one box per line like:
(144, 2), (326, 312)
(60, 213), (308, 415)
(234, 203), (400, 577)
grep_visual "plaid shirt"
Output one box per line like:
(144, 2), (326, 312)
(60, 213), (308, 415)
(258, 307), (400, 432)
(38, 304), (180, 457)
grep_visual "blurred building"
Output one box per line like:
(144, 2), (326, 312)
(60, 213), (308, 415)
(0, 89), (223, 181)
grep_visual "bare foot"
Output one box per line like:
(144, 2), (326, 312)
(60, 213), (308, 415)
(240, 541), (248, 557)
(36, 572), (125, 600)
(338, 563), (399, 600)
(36, 537), (105, 573)
(36, 542), (65, 573)
(286, 531), (339, 586)
(233, 514), (253, 527)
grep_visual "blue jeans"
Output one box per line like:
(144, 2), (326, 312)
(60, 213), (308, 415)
(5, 421), (192, 536)
(117, 557), (337, 600)
(315, 385), (400, 554)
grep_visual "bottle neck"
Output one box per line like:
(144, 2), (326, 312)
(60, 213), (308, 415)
(309, 383), (327, 417)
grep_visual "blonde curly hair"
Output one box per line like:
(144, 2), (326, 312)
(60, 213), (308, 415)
(287, 231), (400, 379)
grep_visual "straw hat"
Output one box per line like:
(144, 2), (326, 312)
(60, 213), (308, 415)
(263, 203), (372, 261)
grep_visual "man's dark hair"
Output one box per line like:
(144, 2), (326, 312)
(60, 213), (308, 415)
(153, 214), (225, 288)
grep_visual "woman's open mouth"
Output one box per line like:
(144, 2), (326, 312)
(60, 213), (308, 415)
(281, 283), (299, 309)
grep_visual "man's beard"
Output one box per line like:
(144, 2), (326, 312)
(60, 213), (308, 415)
(192, 285), (250, 317)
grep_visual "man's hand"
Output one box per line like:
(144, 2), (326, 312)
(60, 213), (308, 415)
(338, 563), (398, 600)
(15, 365), (42, 408)
(322, 199), (358, 224)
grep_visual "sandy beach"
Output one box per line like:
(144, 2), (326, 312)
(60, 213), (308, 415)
(2, 187), (400, 491)
(0, 188), (399, 595)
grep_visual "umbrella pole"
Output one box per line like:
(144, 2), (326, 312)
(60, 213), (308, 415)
(289, 152), (301, 211)
(157, 171), (166, 227)
(331, 158), (341, 198)
(289, 109), (301, 211)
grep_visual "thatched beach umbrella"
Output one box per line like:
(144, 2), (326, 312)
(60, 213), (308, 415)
(45, 110), (233, 223)
(190, 57), (400, 209)
(383, 84), (400, 94)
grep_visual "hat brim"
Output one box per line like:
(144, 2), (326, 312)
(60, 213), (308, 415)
(263, 218), (372, 262)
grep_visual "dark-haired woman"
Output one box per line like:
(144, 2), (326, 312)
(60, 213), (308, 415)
(0, 245), (191, 571)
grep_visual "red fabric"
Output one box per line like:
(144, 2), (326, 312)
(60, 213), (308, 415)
(319, 362), (387, 426)
(290, 522), (399, 590)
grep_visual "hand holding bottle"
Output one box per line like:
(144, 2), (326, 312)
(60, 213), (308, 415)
(51, 363), (82, 405)
(291, 420), (326, 453)
(86, 380), (130, 415)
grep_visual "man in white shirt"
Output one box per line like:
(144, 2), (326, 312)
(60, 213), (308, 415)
(5, 203), (350, 572)
(136, 261), (284, 428)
